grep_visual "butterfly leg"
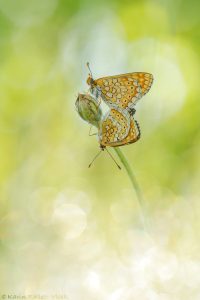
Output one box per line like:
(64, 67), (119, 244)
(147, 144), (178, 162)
(88, 87), (102, 108)
(96, 96), (102, 108)
(89, 125), (98, 136)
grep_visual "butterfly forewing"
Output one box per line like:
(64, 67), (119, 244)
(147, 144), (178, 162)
(92, 72), (153, 111)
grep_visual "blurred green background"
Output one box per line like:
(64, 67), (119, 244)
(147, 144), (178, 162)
(0, 0), (200, 298)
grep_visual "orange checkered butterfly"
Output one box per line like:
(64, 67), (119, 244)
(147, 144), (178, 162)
(86, 63), (153, 115)
(99, 106), (140, 148)
(76, 94), (140, 168)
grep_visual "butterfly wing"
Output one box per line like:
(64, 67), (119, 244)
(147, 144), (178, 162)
(99, 108), (140, 147)
(107, 118), (140, 147)
(94, 72), (153, 111)
(99, 108), (130, 146)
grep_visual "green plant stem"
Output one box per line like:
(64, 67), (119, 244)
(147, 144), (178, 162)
(114, 147), (149, 233)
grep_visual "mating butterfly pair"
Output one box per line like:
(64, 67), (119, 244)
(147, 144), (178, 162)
(85, 63), (153, 148)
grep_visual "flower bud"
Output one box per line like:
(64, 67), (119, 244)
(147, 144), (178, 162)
(75, 93), (102, 128)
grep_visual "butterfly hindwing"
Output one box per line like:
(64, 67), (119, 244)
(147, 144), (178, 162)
(99, 108), (140, 147)
(114, 117), (140, 147)
(99, 108), (130, 145)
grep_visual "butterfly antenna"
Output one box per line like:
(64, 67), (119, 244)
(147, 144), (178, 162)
(105, 148), (121, 170)
(86, 62), (93, 78)
(88, 149), (102, 168)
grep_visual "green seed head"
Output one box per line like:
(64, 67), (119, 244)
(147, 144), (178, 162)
(75, 93), (102, 128)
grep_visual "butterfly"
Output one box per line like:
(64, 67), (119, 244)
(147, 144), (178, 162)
(99, 107), (140, 148)
(86, 63), (153, 115)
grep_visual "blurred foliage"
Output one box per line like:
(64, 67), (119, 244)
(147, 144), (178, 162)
(0, 0), (200, 298)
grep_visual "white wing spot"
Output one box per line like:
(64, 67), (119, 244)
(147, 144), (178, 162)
(121, 87), (127, 92)
(106, 92), (113, 98)
(136, 87), (142, 93)
(103, 80), (108, 86)
(129, 99), (135, 107)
